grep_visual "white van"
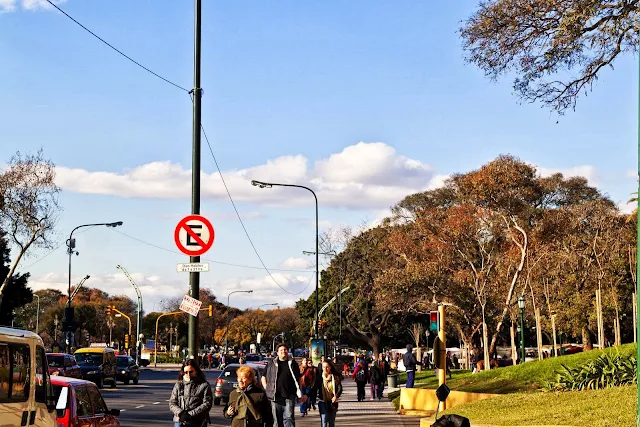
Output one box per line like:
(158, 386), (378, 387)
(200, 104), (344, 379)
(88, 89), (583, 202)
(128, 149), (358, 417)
(0, 327), (57, 426)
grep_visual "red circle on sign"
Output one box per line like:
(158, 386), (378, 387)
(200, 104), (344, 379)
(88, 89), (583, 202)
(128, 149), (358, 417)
(174, 215), (215, 256)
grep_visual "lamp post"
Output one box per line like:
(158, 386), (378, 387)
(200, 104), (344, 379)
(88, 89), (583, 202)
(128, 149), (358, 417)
(32, 293), (40, 334)
(252, 180), (319, 338)
(518, 296), (525, 364)
(224, 290), (253, 353)
(65, 221), (123, 353)
(304, 250), (342, 340)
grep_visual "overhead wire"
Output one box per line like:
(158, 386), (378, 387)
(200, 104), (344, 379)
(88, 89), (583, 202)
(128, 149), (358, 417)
(43, 0), (315, 297)
(200, 124), (312, 296)
(44, 0), (189, 92)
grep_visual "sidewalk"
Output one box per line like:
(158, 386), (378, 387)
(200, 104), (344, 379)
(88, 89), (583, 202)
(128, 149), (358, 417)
(295, 379), (420, 427)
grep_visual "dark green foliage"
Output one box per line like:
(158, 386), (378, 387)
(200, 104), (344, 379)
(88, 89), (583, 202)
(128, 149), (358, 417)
(546, 351), (637, 391)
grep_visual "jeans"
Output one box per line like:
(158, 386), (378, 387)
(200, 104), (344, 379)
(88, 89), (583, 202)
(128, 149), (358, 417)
(377, 381), (385, 398)
(271, 397), (296, 427)
(356, 381), (366, 401)
(369, 383), (378, 399)
(299, 386), (310, 414)
(406, 370), (415, 388)
(318, 401), (336, 427)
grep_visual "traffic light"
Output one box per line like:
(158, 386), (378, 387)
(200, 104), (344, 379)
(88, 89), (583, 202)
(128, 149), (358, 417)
(106, 306), (112, 317)
(62, 307), (75, 332)
(208, 305), (212, 317)
(124, 334), (130, 349)
(429, 310), (439, 333)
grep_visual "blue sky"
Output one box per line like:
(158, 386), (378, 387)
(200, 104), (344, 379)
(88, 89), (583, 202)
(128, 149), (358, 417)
(1, 0), (638, 311)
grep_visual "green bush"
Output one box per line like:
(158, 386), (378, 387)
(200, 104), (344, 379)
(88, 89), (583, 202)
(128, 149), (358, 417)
(152, 354), (183, 364)
(545, 351), (637, 391)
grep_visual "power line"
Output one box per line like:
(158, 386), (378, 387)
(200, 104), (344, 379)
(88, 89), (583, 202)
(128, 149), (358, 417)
(113, 230), (312, 274)
(44, 0), (189, 92)
(201, 124), (311, 296)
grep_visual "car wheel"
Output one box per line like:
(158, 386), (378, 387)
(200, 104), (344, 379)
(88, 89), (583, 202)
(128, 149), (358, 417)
(213, 398), (221, 406)
(97, 377), (104, 389)
(133, 375), (139, 385)
(124, 377), (130, 385)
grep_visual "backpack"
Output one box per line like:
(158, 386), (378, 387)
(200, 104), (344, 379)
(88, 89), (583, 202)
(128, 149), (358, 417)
(370, 367), (380, 383)
(356, 368), (366, 382)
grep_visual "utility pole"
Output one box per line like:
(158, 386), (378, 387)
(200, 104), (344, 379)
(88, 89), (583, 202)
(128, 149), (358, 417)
(188, 0), (203, 360)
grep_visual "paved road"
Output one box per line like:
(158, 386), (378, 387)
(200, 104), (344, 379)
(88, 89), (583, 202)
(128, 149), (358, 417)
(101, 368), (419, 427)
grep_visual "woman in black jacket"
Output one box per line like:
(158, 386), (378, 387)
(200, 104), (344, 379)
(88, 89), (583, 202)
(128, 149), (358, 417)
(169, 360), (213, 427)
(224, 365), (272, 427)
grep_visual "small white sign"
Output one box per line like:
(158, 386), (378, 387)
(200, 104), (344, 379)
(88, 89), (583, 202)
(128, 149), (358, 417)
(257, 333), (261, 344)
(176, 263), (210, 273)
(179, 295), (203, 317)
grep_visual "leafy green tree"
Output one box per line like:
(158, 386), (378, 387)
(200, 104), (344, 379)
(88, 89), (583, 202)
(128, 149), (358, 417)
(0, 230), (32, 326)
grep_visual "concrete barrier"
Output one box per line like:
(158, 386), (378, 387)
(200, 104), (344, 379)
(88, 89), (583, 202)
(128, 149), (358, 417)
(399, 387), (495, 413)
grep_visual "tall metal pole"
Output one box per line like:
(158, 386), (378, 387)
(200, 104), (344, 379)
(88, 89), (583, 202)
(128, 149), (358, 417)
(34, 293), (40, 334)
(519, 307), (525, 364)
(315, 193), (319, 339)
(636, 48), (640, 427)
(188, 0), (203, 360)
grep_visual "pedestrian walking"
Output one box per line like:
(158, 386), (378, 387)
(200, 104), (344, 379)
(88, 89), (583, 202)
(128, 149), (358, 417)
(403, 344), (417, 388)
(261, 343), (305, 427)
(368, 361), (381, 400)
(300, 358), (316, 416)
(224, 365), (273, 427)
(313, 360), (342, 427)
(376, 354), (389, 400)
(169, 360), (213, 427)
(351, 360), (367, 401)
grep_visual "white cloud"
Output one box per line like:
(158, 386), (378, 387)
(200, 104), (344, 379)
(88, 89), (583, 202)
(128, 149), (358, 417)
(1, 0), (65, 12)
(618, 200), (636, 215)
(150, 211), (264, 221)
(626, 169), (636, 179)
(278, 257), (312, 270)
(55, 142), (439, 210)
(216, 273), (315, 308)
(537, 165), (599, 185)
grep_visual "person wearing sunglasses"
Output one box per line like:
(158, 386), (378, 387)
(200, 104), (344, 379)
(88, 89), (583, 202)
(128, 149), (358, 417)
(170, 359), (213, 427)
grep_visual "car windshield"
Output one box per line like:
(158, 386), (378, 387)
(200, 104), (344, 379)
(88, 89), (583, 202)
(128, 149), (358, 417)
(47, 355), (64, 368)
(75, 353), (103, 365)
(117, 358), (129, 367)
(222, 366), (238, 379)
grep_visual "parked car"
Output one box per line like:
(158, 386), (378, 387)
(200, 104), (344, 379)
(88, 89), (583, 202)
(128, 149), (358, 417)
(47, 353), (83, 379)
(214, 363), (265, 406)
(116, 356), (140, 385)
(74, 347), (117, 389)
(51, 375), (120, 427)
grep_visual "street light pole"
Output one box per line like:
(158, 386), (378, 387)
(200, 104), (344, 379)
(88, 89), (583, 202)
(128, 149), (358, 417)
(224, 290), (253, 353)
(636, 48), (640, 427)
(188, 0), (203, 361)
(65, 221), (122, 353)
(518, 296), (525, 364)
(252, 180), (319, 338)
(256, 303), (278, 311)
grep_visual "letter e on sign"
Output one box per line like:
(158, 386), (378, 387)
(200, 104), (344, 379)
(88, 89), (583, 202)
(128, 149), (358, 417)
(174, 215), (215, 256)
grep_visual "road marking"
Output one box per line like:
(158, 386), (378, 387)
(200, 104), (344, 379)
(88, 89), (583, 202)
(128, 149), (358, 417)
(119, 409), (126, 412)
(153, 402), (160, 405)
(165, 399), (170, 402)
(135, 405), (145, 409)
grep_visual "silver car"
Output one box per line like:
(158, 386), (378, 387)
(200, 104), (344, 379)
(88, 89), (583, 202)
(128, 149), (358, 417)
(213, 363), (265, 406)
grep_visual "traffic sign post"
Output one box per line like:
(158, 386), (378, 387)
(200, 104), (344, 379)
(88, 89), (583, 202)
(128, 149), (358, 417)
(174, 215), (215, 257)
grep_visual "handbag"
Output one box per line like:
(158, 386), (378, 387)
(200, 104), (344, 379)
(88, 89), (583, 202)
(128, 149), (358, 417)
(331, 401), (339, 411)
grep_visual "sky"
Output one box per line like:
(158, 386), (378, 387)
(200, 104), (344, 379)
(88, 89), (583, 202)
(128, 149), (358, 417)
(1, 0), (638, 313)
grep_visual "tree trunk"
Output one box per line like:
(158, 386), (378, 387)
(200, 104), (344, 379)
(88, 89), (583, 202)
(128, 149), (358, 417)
(482, 307), (490, 371)
(535, 308), (543, 361)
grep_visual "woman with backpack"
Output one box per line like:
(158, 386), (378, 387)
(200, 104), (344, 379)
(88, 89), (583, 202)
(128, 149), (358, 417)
(169, 360), (213, 427)
(351, 360), (368, 402)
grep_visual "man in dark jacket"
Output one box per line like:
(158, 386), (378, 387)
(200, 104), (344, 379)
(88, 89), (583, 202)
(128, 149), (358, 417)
(261, 343), (303, 427)
(403, 344), (418, 388)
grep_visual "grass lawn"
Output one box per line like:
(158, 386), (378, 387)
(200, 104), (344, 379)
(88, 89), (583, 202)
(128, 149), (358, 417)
(439, 385), (636, 427)
(389, 343), (637, 425)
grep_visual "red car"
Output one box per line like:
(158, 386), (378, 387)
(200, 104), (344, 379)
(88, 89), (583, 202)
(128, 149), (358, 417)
(47, 353), (83, 379)
(51, 376), (121, 427)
